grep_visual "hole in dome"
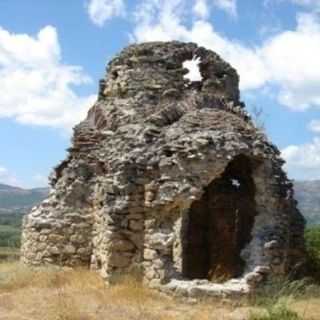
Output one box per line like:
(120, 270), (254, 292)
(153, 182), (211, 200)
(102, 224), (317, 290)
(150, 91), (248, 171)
(183, 57), (203, 82)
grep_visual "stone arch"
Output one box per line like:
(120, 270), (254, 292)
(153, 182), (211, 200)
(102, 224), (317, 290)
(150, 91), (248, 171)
(141, 153), (264, 285)
(141, 151), (295, 287)
(181, 154), (258, 281)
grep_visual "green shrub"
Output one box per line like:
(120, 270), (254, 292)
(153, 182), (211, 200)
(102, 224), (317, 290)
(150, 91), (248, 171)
(0, 213), (23, 228)
(0, 213), (23, 248)
(249, 298), (301, 320)
(248, 277), (311, 320)
(305, 225), (320, 281)
(0, 225), (21, 248)
(305, 226), (320, 257)
(249, 276), (309, 307)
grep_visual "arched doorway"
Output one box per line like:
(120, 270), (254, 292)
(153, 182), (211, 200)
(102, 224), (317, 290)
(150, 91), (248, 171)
(182, 155), (258, 280)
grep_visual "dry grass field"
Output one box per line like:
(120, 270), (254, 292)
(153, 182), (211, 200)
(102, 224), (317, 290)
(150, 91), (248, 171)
(0, 262), (320, 320)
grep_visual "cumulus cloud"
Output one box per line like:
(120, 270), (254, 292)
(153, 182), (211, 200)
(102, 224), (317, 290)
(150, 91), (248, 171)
(0, 26), (96, 131)
(290, 0), (320, 9)
(282, 138), (320, 180)
(0, 167), (19, 186)
(308, 120), (320, 133)
(87, 0), (126, 26)
(194, 0), (238, 19)
(132, 2), (320, 112)
(261, 13), (320, 110)
(212, 0), (237, 17)
(265, 0), (320, 9)
(193, 0), (210, 19)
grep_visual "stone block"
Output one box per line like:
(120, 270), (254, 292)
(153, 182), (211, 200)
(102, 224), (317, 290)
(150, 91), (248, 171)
(144, 249), (157, 260)
(63, 245), (76, 255)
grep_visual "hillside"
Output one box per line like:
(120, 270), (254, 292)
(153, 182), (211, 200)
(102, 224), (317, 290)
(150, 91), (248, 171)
(0, 183), (49, 215)
(0, 184), (49, 247)
(0, 181), (319, 225)
(295, 180), (320, 226)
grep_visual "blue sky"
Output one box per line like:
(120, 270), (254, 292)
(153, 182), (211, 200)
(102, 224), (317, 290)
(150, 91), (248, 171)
(0, 0), (319, 187)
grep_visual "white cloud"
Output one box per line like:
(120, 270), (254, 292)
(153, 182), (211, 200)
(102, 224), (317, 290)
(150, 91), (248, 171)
(282, 138), (320, 180)
(132, 3), (320, 112)
(193, 0), (210, 19)
(195, 0), (238, 19)
(87, 0), (126, 26)
(291, 0), (320, 9)
(212, 0), (237, 17)
(0, 167), (19, 186)
(0, 25), (96, 131)
(265, 0), (320, 9)
(261, 13), (320, 110)
(308, 120), (320, 133)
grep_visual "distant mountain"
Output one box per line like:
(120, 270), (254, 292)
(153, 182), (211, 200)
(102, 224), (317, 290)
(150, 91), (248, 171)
(0, 181), (319, 225)
(294, 180), (320, 226)
(0, 183), (49, 215)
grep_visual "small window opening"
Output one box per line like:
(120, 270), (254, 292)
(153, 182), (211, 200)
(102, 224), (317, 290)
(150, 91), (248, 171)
(183, 57), (202, 82)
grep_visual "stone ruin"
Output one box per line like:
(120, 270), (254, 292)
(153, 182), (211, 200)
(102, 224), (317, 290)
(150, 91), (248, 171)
(21, 42), (306, 297)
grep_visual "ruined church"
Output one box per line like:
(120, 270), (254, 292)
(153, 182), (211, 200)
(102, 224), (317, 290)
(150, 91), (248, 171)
(21, 42), (305, 297)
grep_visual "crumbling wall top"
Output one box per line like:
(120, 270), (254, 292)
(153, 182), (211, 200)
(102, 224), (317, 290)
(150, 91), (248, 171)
(101, 41), (240, 103)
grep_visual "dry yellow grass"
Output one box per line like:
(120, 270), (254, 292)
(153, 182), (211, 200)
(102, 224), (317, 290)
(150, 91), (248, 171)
(0, 262), (238, 320)
(291, 298), (320, 320)
(1, 262), (320, 320)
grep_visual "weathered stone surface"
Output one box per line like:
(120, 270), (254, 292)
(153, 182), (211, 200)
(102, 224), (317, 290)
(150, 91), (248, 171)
(144, 249), (157, 260)
(21, 41), (306, 296)
(161, 279), (250, 298)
